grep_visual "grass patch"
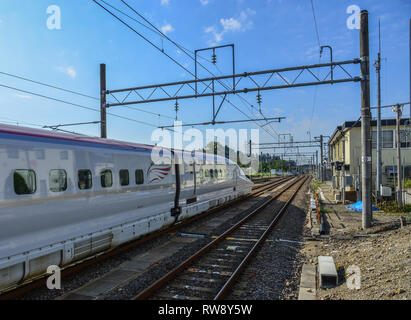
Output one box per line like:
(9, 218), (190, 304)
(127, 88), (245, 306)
(312, 180), (324, 191)
(321, 207), (333, 214)
(375, 201), (411, 216)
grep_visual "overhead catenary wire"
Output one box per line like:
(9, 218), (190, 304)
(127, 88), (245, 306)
(93, 0), (280, 140)
(120, 0), (280, 137)
(0, 69), (175, 121)
(308, 0), (322, 133)
(0, 83), (171, 130)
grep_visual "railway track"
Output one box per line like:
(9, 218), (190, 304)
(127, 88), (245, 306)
(0, 176), (293, 300)
(133, 175), (308, 300)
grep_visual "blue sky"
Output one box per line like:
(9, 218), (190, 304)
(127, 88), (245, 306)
(0, 0), (410, 159)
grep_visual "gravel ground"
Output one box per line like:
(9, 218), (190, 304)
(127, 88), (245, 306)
(225, 178), (311, 300)
(302, 223), (410, 300)
(301, 181), (410, 300)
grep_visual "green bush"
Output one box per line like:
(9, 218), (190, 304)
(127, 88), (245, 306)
(376, 201), (411, 213)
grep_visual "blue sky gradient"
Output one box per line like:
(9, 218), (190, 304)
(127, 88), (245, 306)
(0, 0), (410, 154)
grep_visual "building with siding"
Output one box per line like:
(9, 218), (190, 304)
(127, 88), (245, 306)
(328, 118), (411, 201)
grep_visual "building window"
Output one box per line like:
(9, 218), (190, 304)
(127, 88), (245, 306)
(135, 169), (144, 185)
(49, 169), (67, 192)
(14, 170), (36, 195)
(372, 130), (394, 149)
(382, 130), (394, 148)
(400, 130), (411, 148)
(119, 169), (129, 186)
(101, 170), (113, 188)
(78, 170), (92, 190)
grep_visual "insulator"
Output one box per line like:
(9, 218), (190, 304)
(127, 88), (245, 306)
(211, 54), (217, 64)
(256, 92), (262, 105)
(174, 100), (179, 120)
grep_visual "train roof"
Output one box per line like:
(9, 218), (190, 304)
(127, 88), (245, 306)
(0, 124), (235, 164)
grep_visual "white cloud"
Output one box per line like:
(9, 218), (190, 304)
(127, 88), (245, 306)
(15, 94), (32, 99)
(161, 0), (169, 5)
(200, 0), (210, 5)
(161, 23), (174, 35)
(220, 17), (242, 32)
(205, 8), (256, 44)
(56, 66), (76, 78)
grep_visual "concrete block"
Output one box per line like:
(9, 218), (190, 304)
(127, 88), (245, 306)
(318, 256), (338, 288)
(298, 264), (317, 300)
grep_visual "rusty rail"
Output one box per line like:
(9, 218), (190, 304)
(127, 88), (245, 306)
(133, 175), (307, 300)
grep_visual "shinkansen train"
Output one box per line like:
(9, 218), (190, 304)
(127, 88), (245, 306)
(0, 124), (253, 292)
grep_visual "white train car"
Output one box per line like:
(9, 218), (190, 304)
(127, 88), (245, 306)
(0, 124), (252, 292)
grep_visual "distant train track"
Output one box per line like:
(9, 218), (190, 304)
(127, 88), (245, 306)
(132, 175), (309, 300)
(0, 176), (294, 300)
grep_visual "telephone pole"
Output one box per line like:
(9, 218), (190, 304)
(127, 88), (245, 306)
(393, 104), (403, 207)
(100, 63), (107, 138)
(342, 132), (346, 204)
(320, 135), (324, 182)
(360, 10), (372, 229)
(374, 20), (382, 202)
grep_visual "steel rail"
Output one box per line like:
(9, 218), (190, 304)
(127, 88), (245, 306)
(132, 175), (306, 300)
(214, 175), (309, 299)
(0, 176), (290, 300)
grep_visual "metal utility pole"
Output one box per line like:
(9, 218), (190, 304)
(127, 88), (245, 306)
(260, 152), (263, 177)
(316, 150), (319, 180)
(393, 104), (403, 206)
(374, 20), (382, 202)
(320, 135), (324, 182)
(100, 64), (107, 138)
(360, 10), (372, 229)
(342, 132), (346, 204)
(314, 135), (324, 181)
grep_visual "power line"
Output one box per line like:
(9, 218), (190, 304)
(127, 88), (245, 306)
(309, 0), (322, 133)
(310, 0), (321, 50)
(0, 70), (99, 101)
(0, 69), (174, 121)
(120, 0), (278, 135)
(0, 82), (165, 129)
(94, 0), (280, 140)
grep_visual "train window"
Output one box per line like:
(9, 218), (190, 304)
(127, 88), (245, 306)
(49, 169), (67, 192)
(219, 169), (223, 178)
(199, 169), (203, 178)
(14, 170), (36, 195)
(210, 169), (214, 178)
(205, 169), (209, 177)
(135, 169), (144, 185)
(78, 170), (92, 190)
(215, 169), (218, 178)
(119, 170), (129, 186)
(101, 170), (113, 188)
